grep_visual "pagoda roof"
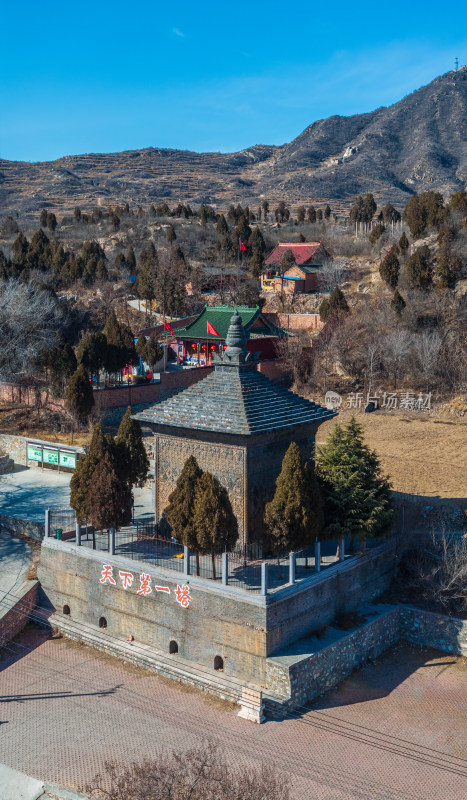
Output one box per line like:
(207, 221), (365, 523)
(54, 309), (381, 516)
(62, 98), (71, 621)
(171, 304), (285, 341)
(135, 367), (334, 436)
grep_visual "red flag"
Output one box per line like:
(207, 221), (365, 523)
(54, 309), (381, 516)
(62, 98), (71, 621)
(164, 319), (174, 335)
(207, 321), (221, 337)
(239, 240), (247, 252)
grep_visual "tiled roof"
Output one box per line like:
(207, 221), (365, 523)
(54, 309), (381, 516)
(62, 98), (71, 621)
(264, 242), (324, 267)
(135, 367), (335, 435)
(136, 316), (197, 338)
(172, 305), (285, 341)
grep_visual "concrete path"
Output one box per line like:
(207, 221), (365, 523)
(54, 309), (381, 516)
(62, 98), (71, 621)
(0, 465), (153, 523)
(0, 764), (43, 800)
(0, 530), (31, 596)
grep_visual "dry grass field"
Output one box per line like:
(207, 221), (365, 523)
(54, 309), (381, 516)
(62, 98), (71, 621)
(317, 410), (467, 501)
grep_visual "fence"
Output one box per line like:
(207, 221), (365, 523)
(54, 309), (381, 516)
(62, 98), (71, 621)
(44, 509), (358, 595)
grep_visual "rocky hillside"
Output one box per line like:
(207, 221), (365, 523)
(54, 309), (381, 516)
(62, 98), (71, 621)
(1, 69), (466, 219)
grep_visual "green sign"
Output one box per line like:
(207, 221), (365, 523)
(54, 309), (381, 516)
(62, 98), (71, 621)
(59, 451), (76, 468)
(43, 449), (59, 465)
(27, 446), (42, 462)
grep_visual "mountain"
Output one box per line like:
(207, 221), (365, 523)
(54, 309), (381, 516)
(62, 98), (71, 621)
(1, 68), (466, 219)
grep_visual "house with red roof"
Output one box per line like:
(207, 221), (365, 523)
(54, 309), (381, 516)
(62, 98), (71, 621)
(262, 241), (330, 294)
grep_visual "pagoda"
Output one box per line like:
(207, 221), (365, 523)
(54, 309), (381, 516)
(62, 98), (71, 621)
(134, 311), (335, 549)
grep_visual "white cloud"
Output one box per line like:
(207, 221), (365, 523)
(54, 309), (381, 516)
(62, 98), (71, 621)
(172, 28), (185, 38)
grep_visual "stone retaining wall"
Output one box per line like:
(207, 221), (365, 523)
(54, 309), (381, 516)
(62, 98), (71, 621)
(0, 580), (38, 644)
(0, 433), (83, 467)
(401, 605), (467, 655)
(0, 513), (45, 541)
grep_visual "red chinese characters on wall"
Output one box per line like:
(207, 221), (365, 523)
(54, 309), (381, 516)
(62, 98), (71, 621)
(100, 566), (192, 607)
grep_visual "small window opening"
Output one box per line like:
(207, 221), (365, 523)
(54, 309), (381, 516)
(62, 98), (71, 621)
(99, 616), (107, 628)
(169, 640), (178, 654)
(214, 655), (224, 671)
(63, 604), (70, 616)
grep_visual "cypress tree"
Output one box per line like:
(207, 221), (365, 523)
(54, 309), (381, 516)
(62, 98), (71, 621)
(379, 246), (400, 288)
(65, 364), (94, 425)
(166, 224), (176, 243)
(115, 407), (149, 488)
(264, 442), (323, 555)
(319, 286), (349, 322)
(84, 452), (132, 531)
(399, 231), (409, 255)
(324, 204), (331, 220)
(307, 205), (316, 223)
(192, 472), (238, 579)
(316, 417), (393, 546)
(296, 206), (306, 223)
(165, 456), (203, 574)
(369, 223), (385, 246)
(70, 423), (107, 523)
(391, 289), (406, 316)
(406, 245), (432, 289)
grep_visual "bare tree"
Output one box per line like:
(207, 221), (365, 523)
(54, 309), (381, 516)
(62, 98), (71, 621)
(0, 279), (62, 379)
(382, 328), (413, 388)
(86, 741), (290, 800)
(318, 257), (348, 291)
(364, 336), (381, 396)
(415, 331), (442, 389)
(401, 530), (467, 615)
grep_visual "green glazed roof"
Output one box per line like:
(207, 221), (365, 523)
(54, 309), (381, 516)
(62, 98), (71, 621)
(172, 305), (285, 341)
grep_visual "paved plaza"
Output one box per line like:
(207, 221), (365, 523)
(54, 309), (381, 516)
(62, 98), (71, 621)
(0, 465), (153, 523)
(0, 629), (465, 800)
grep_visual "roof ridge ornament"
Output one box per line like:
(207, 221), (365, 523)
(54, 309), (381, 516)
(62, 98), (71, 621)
(222, 310), (250, 363)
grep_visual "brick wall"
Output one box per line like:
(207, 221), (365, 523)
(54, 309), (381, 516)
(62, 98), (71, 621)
(0, 580), (38, 643)
(0, 382), (65, 412)
(263, 313), (324, 331)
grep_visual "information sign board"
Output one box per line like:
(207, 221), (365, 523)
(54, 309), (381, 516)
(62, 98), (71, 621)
(59, 451), (76, 468)
(27, 445), (42, 462)
(43, 449), (59, 465)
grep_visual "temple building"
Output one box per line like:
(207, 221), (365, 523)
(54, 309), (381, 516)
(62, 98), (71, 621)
(261, 242), (330, 294)
(134, 310), (334, 551)
(165, 304), (285, 366)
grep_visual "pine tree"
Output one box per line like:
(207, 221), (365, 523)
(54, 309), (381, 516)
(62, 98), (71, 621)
(126, 247), (137, 271)
(167, 224), (176, 243)
(46, 212), (57, 231)
(379, 246), (400, 288)
(319, 286), (349, 321)
(406, 245), (432, 289)
(144, 335), (163, 370)
(399, 231), (409, 255)
(391, 289), (406, 316)
(70, 423), (107, 523)
(369, 223), (386, 246)
(281, 248), (295, 272)
(216, 215), (228, 236)
(103, 310), (136, 375)
(264, 442), (323, 555)
(306, 205), (316, 223)
(324, 204), (331, 220)
(115, 407), (149, 488)
(165, 456), (204, 574)
(84, 452), (132, 531)
(316, 417), (393, 545)
(40, 209), (48, 227)
(65, 364), (94, 425)
(316, 209), (323, 222)
(193, 472), (238, 579)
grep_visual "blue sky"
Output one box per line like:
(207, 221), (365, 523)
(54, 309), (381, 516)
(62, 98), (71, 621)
(2, 1), (466, 162)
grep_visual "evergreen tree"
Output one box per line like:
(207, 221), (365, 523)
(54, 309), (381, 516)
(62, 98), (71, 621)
(382, 203), (401, 224)
(65, 364), (94, 426)
(193, 472), (238, 579)
(399, 231), (409, 255)
(136, 334), (148, 361)
(391, 289), (406, 316)
(349, 196), (364, 224)
(261, 200), (269, 220)
(126, 247), (137, 271)
(167, 224), (176, 243)
(264, 442), (323, 555)
(281, 248), (295, 273)
(77, 331), (107, 384)
(216, 214), (228, 236)
(362, 193), (377, 223)
(316, 416), (393, 545)
(40, 209), (48, 227)
(449, 189), (467, 216)
(319, 287), (349, 321)
(436, 241), (462, 288)
(46, 212), (57, 231)
(369, 223), (385, 246)
(74, 207), (82, 223)
(103, 310), (136, 375)
(296, 206), (306, 223)
(406, 245), (432, 289)
(70, 423), (107, 523)
(306, 205), (316, 223)
(115, 407), (149, 488)
(316, 209), (323, 222)
(143, 335), (163, 370)
(324, 204), (331, 220)
(165, 456), (204, 574)
(379, 246), (400, 288)
(84, 452), (132, 531)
